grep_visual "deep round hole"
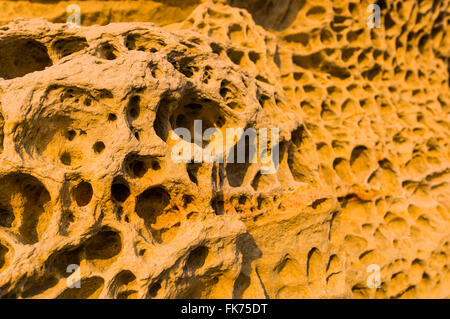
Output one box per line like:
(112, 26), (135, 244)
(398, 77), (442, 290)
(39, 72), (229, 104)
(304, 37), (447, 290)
(220, 87), (229, 98)
(111, 182), (130, 203)
(108, 113), (117, 121)
(60, 152), (71, 165)
(93, 141), (105, 154)
(132, 160), (147, 177)
(73, 181), (93, 207)
(186, 246), (209, 270)
(84, 98), (92, 106)
(128, 96), (140, 119)
(66, 130), (76, 141)
(101, 44), (117, 60)
(151, 161), (160, 170)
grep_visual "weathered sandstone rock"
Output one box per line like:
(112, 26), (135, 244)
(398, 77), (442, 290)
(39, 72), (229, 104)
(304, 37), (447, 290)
(0, 0), (449, 299)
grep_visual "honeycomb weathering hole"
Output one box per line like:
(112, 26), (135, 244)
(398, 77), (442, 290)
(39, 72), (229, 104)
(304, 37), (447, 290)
(132, 160), (147, 177)
(0, 173), (51, 244)
(85, 228), (122, 262)
(93, 141), (105, 154)
(98, 43), (117, 60)
(135, 187), (170, 225)
(124, 154), (161, 178)
(0, 0), (448, 299)
(170, 97), (226, 147)
(73, 181), (93, 207)
(111, 177), (130, 203)
(52, 37), (88, 59)
(226, 134), (256, 187)
(186, 246), (209, 271)
(60, 152), (72, 166)
(127, 96), (141, 120)
(0, 38), (52, 79)
(135, 186), (180, 243)
(111, 270), (137, 299)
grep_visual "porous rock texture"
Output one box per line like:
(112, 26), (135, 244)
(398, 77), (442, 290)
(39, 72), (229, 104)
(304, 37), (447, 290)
(0, 0), (449, 299)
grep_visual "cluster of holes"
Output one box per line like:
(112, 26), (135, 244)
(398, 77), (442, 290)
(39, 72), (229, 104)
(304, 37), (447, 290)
(124, 154), (161, 179)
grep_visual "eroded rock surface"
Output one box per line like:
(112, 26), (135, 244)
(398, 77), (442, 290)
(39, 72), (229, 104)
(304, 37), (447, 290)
(0, 0), (449, 299)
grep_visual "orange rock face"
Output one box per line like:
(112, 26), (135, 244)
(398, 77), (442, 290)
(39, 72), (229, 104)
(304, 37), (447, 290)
(0, 0), (449, 299)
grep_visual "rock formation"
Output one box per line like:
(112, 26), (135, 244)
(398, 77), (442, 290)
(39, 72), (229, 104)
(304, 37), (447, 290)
(0, 0), (449, 298)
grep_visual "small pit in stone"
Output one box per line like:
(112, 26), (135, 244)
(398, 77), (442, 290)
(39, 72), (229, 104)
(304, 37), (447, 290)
(65, 130), (76, 141)
(60, 152), (71, 166)
(186, 246), (209, 271)
(151, 161), (161, 171)
(127, 96), (141, 120)
(93, 141), (105, 154)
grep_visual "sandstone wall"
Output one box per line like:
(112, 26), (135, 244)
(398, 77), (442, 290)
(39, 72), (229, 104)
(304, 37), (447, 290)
(0, 0), (449, 299)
